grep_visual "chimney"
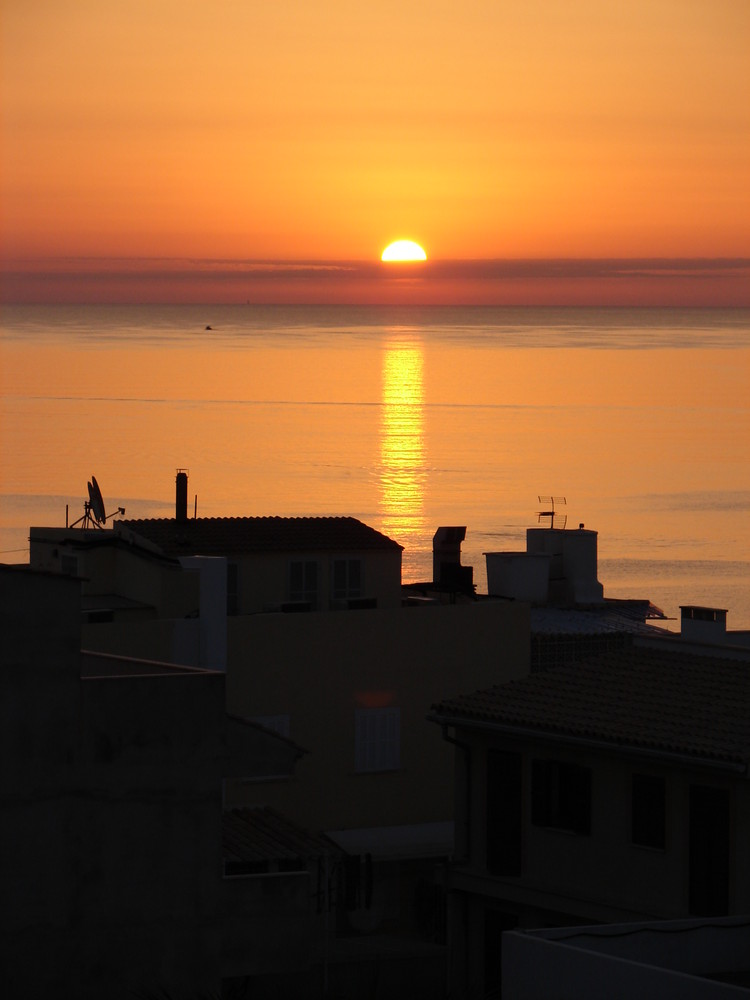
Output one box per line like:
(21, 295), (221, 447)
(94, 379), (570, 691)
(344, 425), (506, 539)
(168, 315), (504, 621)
(176, 469), (188, 522)
(680, 606), (727, 645)
(433, 526), (474, 593)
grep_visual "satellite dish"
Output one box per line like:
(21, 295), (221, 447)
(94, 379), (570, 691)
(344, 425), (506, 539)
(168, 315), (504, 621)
(69, 475), (125, 528)
(88, 475), (106, 524)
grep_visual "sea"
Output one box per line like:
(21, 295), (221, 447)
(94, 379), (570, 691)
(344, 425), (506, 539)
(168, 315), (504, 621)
(1, 303), (748, 630)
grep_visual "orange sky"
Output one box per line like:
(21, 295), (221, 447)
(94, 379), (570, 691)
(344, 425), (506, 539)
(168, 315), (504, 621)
(2, 1), (749, 303)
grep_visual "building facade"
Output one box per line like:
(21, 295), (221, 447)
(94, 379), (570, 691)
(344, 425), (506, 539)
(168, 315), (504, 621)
(429, 644), (750, 999)
(26, 508), (532, 996)
(0, 565), (226, 998)
(0, 564), (339, 999)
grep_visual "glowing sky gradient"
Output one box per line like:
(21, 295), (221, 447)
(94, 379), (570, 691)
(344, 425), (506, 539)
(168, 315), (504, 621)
(2, 1), (749, 303)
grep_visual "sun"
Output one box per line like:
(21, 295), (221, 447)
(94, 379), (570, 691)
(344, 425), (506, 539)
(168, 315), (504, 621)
(381, 240), (427, 262)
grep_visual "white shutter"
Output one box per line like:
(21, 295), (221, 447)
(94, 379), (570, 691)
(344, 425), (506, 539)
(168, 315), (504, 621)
(355, 707), (400, 772)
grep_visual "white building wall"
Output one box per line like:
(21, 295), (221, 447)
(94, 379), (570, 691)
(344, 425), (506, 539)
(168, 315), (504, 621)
(503, 920), (750, 1000)
(179, 556), (227, 671)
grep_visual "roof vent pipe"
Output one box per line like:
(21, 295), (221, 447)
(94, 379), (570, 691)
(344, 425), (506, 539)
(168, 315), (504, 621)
(176, 469), (188, 522)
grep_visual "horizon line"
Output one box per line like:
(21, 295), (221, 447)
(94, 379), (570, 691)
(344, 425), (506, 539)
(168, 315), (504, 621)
(3, 256), (749, 308)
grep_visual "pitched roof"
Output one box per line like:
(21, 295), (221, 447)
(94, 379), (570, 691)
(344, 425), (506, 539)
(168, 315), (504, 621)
(116, 515), (402, 557)
(223, 807), (341, 864)
(430, 647), (750, 768)
(530, 604), (669, 637)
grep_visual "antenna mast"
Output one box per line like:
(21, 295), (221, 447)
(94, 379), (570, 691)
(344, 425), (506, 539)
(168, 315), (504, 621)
(537, 495), (567, 530)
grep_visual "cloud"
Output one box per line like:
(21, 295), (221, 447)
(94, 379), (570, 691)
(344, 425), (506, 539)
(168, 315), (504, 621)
(2, 256), (749, 305)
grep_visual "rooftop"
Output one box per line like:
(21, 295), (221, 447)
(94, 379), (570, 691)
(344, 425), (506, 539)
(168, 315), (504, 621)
(430, 646), (750, 769)
(80, 649), (219, 679)
(530, 600), (668, 636)
(223, 806), (341, 866)
(116, 515), (403, 556)
(503, 917), (750, 998)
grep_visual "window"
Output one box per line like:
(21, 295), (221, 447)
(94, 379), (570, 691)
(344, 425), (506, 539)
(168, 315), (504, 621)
(486, 750), (523, 875)
(289, 560), (318, 608)
(689, 785), (730, 916)
(227, 562), (239, 616)
(531, 759), (591, 835)
(333, 558), (362, 600)
(344, 854), (373, 911)
(632, 774), (665, 849)
(355, 707), (400, 772)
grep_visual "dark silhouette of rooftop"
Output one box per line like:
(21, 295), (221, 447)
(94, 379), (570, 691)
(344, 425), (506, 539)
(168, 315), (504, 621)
(117, 515), (403, 555)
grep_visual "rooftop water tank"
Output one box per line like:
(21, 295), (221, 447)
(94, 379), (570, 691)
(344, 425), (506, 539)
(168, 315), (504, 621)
(484, 551), (551, 603)
(526, 526), (604, 605)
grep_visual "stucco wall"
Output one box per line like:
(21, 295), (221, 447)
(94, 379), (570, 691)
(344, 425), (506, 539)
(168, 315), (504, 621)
(222, 871), (311, 976)
(29, 527), (200, 618)
(502, 922), (750, 1000)
(225, 600), (529, 830)
(82, 616), (184, 661)
(459, 731), (749, 923)
(0, 566), (227, 999)
(502, 932), (743, 1000)
(233, 548), (403, 613)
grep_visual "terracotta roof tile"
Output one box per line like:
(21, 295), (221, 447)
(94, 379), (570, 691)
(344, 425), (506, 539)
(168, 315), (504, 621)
(529, 605), (667, 636)
(117, 515), (402, 556)
(223, 807), (341, 863)
(431, 647), (750, 767)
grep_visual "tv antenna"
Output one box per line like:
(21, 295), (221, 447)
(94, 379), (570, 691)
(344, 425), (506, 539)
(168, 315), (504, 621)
(69, 476), (125, 529)
(537, 495), (567, 530)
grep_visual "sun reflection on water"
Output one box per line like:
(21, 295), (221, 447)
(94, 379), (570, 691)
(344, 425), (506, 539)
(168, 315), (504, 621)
(379, 336), (427, 574)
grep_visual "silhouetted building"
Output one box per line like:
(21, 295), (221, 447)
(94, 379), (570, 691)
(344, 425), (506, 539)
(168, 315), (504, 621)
(485, 524), (604, 606)
(117, 513), (405, 612)
(483, 523), (673, 673)
(429, 643), (750, 999)
(0, 565), (225, 997)
(502, 917), (750, 998)
(0, 564), (336, 999)
(221, 806), (344, 997)
(28, 503), (531, 997)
